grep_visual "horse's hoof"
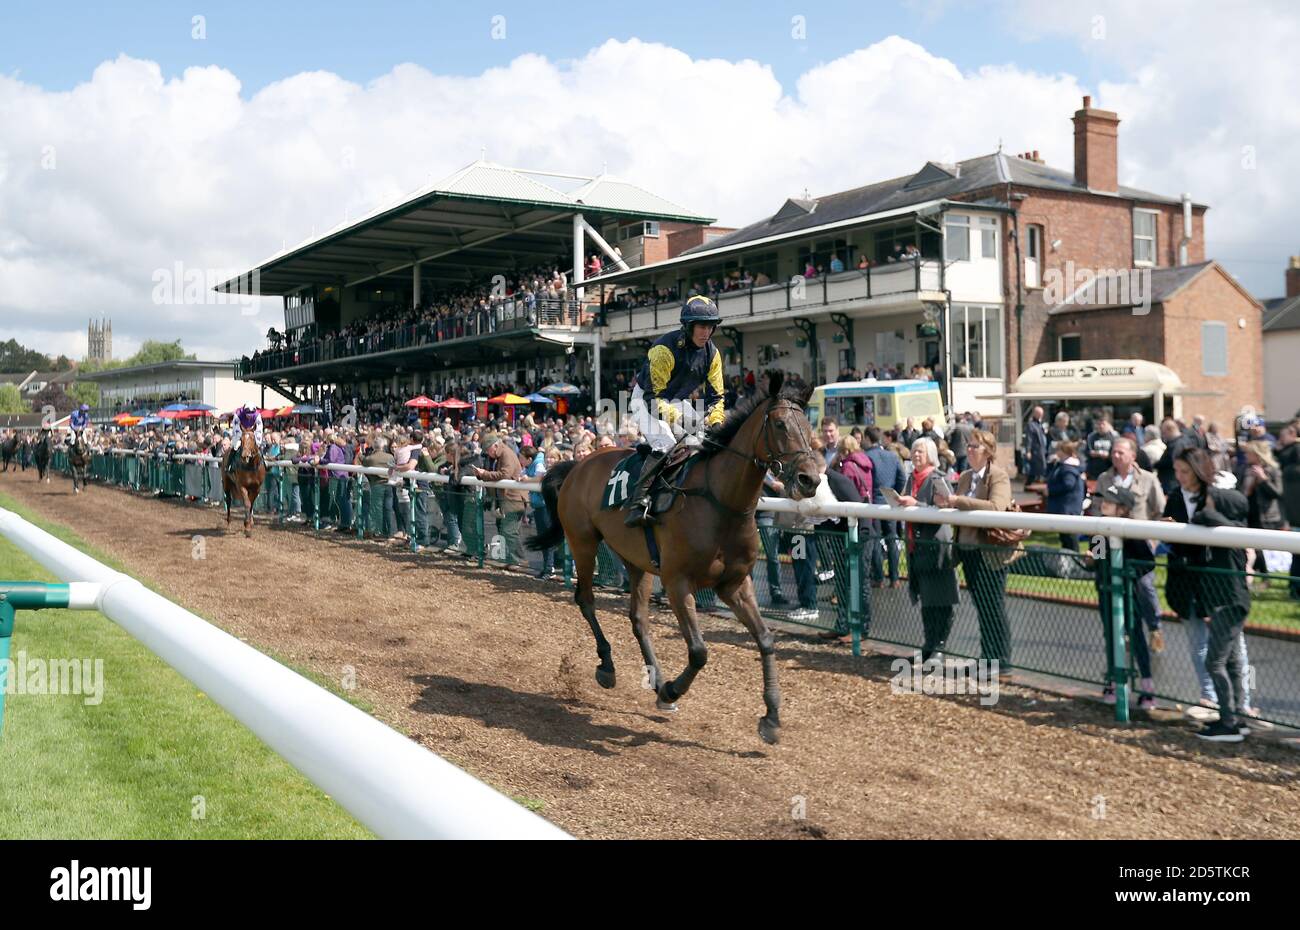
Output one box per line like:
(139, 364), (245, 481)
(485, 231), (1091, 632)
(594, 667), (616, 689)
(758, 717), (780, 745)
(655, 699), (678, 713)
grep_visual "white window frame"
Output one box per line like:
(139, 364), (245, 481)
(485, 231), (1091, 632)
(977, 215), (999, 260)
(1025, 225), (1041, 288)
(945, 214), (971, 262)
(1201, 321), (1228, 376)
(1133, 209), (1158, 267)
(1058, 333), (1082, 361)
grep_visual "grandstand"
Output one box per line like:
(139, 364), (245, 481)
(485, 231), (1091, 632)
(219, 160), (713, 410)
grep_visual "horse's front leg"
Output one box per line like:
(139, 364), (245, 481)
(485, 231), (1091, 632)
(242, 488), (254, 536)
(716, 574), (781, 744)
(657, 573), (708, 708)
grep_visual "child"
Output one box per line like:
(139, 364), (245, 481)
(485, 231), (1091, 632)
(1086, 485), (1157, 709)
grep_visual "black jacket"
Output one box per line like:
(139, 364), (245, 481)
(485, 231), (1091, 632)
(1162, 484), (1250, 617)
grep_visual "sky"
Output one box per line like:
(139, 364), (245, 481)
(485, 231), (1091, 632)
(1, 0), (1298, 361)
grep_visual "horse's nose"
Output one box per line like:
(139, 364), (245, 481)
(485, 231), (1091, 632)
(795, 472), (818, 497)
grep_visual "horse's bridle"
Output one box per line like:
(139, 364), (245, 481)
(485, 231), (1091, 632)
(704, 399), (816, 482)
(689, 398), (819, 516)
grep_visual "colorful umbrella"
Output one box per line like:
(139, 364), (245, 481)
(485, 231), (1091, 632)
(525, 393), (554, 404)
(272, 405), (295, 418)
(186, 403), (216, 411)
(486, 393), (531, 405)
(435, 398), (472, 409)
(293, 404), (323, 415)
(404, 395), (438, 408)
(115, 415), (142, 426)
(540, 382), (580, 396)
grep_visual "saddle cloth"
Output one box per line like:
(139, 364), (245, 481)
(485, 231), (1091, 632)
(600, 446), (697, 512)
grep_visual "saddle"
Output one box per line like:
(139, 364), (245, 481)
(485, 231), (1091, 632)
(602, 444), (699, 517)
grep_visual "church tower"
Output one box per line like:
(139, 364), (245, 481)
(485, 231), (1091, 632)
(88, 318), (112, 363)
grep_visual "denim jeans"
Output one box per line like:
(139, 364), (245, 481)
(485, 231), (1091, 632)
(1184, 613), (1252, 707)
(1133, 571), (1161, 632)
(755, 514), (785, 601)
(328, 476), (353, 528)
(442, 491), (463, 547)
(1205, 605), (1250, 728)
(790, 532), (819, 610)
(869, 519), (901, 583)
(532, 504), (556, 574)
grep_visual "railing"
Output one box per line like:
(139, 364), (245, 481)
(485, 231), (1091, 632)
(0, 501), (568, 840)
(45, 449), (1300, 730)
(601, 257), (942, 336)
(239, 297), (588, 378)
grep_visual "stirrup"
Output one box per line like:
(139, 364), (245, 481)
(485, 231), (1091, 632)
(624, 499), (652, 527)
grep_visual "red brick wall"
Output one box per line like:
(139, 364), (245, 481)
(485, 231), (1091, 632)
(1160, 268), (1262, 427)
(1050, 305), (1167, 362)
(954, 184), (1208, 382)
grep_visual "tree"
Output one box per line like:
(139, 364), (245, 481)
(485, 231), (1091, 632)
(0, 338), (53, 374)
(31, 383), (74, 417)
(131, 340), (194, 366)
(69, 381), (100, 408)
(0, 384), (26, 414)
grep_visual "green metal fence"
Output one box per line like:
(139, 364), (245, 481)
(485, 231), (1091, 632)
(49, 450), (1300, 728)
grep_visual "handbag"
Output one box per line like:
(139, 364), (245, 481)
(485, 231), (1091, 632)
(981, 500), (1032, 546)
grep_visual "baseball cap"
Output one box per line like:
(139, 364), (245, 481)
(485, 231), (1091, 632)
(1101, 485), (1136, 511)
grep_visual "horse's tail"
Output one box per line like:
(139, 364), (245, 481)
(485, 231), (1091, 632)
(525, 459), (576, 552)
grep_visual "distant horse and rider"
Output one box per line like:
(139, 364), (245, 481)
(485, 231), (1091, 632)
(67, 431), (90, 493)
(31, 429), (53, 484)
(0, 432), (26, 473)
(223, 425), (266, 537)
(528, 370), (822, 745)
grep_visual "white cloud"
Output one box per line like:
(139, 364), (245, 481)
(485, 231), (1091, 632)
(1, 15), (1298, 363)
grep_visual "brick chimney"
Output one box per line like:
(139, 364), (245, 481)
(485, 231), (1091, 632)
(1287, 255), (1300, 299)
(1072, 95), (1120, 193)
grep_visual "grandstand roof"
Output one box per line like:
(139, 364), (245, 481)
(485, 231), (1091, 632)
(215, 160), (713, 298)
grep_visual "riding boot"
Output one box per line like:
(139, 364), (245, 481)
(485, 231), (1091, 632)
(623, 449), (668, 527)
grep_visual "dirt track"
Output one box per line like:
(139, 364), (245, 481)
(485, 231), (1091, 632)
(4, 473), (1298, 839)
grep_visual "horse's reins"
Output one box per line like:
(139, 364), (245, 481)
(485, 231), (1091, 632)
(676, 398), (817, 519)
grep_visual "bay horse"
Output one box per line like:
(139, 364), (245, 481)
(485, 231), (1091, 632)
(222, 431), (266, 537)
(68, 432), (90, 493)
(0, 432), (19, 472)
(528, 372), (821, 744)
(32, 430), (53, 484)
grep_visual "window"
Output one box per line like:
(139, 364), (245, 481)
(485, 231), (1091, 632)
(945, 214), (970, 262)
(1134, 209), (1158, 265)
(1059, 333), (1082, 361)
(1025, 225), (1042, 288)
(1202, 321), (1228, 376)
(949, 304), (1005, 379)
(978, 216), (998, 259)
(617, 221), (660, 242)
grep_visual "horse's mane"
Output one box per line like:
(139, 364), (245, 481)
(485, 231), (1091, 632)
(704, 372), (811, 452)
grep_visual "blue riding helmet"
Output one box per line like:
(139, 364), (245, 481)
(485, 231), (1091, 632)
(680, 295), (720, 327)
(79, 403), (90, 411)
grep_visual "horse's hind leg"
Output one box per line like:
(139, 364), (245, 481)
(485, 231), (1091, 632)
(717, 574), (781, 744)
(657, 573), (708, 708)
(570, 536), (615, 688)
(625, 564), (669, 709)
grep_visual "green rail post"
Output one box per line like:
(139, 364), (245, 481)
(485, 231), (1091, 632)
(1108, 535), (1130, 723)
(475, 487), (486, 568)
(0, 582), (72, 740)
(408, 480), (419, 553)
(562, 538), (573, 589)
(353, 477), (365, 539)
(848, 518), (863, 658)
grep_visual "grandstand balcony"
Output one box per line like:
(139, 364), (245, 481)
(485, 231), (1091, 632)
(601, 256), (944, 341)
(235, 296), (591, 383)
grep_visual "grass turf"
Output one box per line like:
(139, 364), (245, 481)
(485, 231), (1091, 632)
(0, 490), (371, 839)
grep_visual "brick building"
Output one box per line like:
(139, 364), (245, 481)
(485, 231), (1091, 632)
(1262, 256), (1300, 421)
(586, 95), (1263, 431)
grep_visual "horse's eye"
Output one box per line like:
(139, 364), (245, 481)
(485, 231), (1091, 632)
(775, 420), (787, 431)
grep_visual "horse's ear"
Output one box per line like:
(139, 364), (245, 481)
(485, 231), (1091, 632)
(767, 369), (784, 399)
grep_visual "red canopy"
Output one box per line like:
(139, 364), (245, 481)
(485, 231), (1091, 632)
(405, 395), (438, 408)
(435, 398), (471, 409)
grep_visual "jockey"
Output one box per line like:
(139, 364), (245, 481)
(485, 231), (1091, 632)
(624, 294), (726, 526)
(227, 404), (264, 472)
(69, 404), (90, 439)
